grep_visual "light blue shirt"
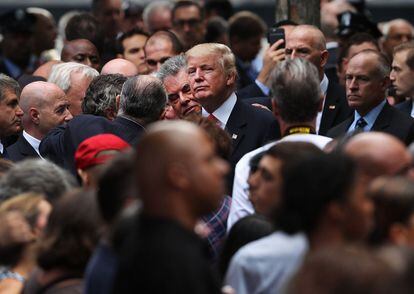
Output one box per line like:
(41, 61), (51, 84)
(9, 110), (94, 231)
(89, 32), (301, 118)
(347, 99), (387, 133)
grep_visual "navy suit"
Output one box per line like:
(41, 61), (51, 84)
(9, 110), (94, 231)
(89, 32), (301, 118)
(327, 102), (414, 145)
(6, 133), (39, 162)
(40, 115), (145, 175)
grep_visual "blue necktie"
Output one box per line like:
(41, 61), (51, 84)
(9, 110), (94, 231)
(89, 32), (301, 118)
(355, 117), (368, 131)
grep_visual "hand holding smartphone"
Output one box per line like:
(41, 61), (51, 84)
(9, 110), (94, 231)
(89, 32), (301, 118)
(267, 28), (285, 48)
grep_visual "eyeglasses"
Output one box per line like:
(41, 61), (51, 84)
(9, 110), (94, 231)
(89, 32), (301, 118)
(146, 56), (171, 67)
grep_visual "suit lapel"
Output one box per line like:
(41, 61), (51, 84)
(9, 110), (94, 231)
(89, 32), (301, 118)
(320, 82), (340, 133)
(18, 135), (39, 157)
(225, 100), (246, 152)
(372, 103), (391, 131)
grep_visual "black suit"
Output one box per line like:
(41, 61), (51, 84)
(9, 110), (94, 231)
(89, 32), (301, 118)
(40, 115), (145, 175)
(6, 133), (39, 162)
(395, 100), (413, 116)
(327, 102), (414, 145)
(318, 81), (352, 135)
(223, 98), (280, 193)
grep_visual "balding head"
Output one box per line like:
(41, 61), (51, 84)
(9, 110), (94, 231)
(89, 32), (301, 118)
(101, 58), (138, 77)
(61, 39), (100, 70)
(20, 81), (72, 139)
(286, 25), (328, 79)
(344, 132), (412, 180)
(33, 60), (62, 79)
(136, 120), (228, 226)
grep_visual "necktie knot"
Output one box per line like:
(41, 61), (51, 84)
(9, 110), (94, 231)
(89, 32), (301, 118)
(207, 113), (219, 124)
(355, 117), (367, 130)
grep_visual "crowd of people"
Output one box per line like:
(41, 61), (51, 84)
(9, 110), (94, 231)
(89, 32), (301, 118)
(0, 0), (414, 293)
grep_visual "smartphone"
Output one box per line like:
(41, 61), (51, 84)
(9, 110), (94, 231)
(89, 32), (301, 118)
(267, 28), (285, 48)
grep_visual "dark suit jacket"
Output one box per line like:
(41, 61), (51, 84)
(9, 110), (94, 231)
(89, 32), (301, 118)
(327, 102), (414, 145)
(224, 99), (280, 193)
(6, 133), (40, 162)
(318, 81), (352, 135)
(395, 100), (413, 115)
(40, 115), (145, 175)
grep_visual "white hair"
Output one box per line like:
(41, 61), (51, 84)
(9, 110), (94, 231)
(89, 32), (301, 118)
(27, 7), (54, 19)
(48, 62), (99, 93)
(381, 18), (414, 37)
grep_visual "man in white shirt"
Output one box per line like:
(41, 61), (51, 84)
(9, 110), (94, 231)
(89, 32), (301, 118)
(228, 57), (332, 229)
(6, 81), (72, 161)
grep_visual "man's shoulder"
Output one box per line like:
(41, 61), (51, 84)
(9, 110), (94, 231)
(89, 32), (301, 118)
(237, 99), (275, 121)
(280, 134), (332, 149)
(232, 232), (308, 265)
(235, 141), (277, 170)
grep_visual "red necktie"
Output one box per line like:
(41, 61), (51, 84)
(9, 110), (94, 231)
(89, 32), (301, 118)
(207, 113), (219, 125)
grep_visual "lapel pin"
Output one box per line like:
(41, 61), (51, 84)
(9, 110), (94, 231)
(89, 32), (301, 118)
(329, 105), (336, 110)
(232, 134), (238, 140)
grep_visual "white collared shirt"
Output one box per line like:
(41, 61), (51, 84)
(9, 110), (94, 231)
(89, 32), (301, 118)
(201, 92), (237, 129)
(316, 74), (329, 134)
(411, 101), (414, 118)
(0, 142), (3, 155)
(23, 131), (41, 156)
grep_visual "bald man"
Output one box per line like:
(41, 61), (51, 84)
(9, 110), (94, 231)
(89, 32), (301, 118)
(285, 25), (351, 135)
(100, 58), (138, 77)
(114, 120), (227, 293)
(344, 132), (413, 181)
(61, 39), (101, 71)
(6, 81), (72, 161)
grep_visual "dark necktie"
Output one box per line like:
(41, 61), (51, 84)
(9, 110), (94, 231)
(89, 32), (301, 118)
(355, 117), (368, 131)
(207, 114), (219, 125)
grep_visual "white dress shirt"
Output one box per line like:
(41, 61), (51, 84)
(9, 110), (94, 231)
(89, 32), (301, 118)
(201, 92), (237, 129)
(23, 131), (41, 156)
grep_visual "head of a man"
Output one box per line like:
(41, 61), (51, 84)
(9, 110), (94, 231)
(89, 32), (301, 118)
(390, 42), (414, 99)
(48, 62), (99, 116)
(0, 74), (23, 138)
(345, 50), (390, 116)
(157, 54), (201, 118)
(135, 120), (229, 224)
(20, 81), (72, 140)
(27, 8), (57, 55)
(369, 176), (414, 248)
(117, 75), (167, 125)
(186, 43), (237, 113)
(172, 1), (205, 50)
(337, 33), (380, 86)
(142, 1), (172, 34)
(228, 11), (266, 63)
(344, 132), (413, 181)
(116, 28), (149, 74)
(269, 58), (322, 132)
(91, 0), (123, 38)
(144, 31), (183, 73)
(276, 153), (374, 243)
(100, 58), (139, 77)
(381, 19), (414, 59)
(285, 25), (328, 80)
(248, 142), (322, 218)
(82, 74), (127, 120)
(61, 39), (101, 71)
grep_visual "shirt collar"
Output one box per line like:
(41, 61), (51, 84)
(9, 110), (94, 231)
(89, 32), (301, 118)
(23, 131), (41, 156)
(3, 58), (23, 79)
(202, 92), (237, 129)
(0, 142), (3, 154)
(348, 99), (387, 133)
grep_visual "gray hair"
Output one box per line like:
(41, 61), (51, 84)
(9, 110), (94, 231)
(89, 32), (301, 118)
(0, 159), (77, 204)
(156, 54), (187, 82)
(381, 18), (414, 37)
(82, 74), (127, 117)
(143, 1), (172, 33)
(119, 75), (167, 124)
(48, 62), (99, 93)
(0, 74), (21, 102)
(270, 58), (321, 124)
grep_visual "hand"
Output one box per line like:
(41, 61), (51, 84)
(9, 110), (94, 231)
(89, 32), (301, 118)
(257, 39), (286, 86)
(0, 211), (34, 248)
